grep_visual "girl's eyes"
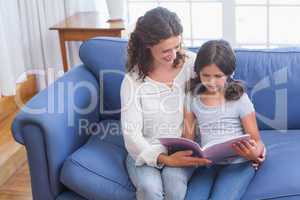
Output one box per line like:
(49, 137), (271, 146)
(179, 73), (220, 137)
(201, 74), (225, 78)
(215, 75), (224, 78)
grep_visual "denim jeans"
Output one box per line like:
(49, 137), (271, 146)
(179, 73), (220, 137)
(185, 162), (255, 200)
(126, 155), (196, 200)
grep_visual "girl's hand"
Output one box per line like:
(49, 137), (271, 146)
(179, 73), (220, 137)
(159, 151), (212, 167)
(232, 139), (261, 161)
(252, 146), (266, 170)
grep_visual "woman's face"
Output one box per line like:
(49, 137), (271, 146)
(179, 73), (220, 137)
(149, 35), (182, 66)
(199, 64), (228, 93)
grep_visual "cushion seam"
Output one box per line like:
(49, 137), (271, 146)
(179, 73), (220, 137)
(259, 193), (300, 200)
(93, 138), (127, 150)
(67, 157), (134, 192)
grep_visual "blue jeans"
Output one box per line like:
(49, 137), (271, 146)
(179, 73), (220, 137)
(185, 162), (255, 200)
(126, 155), (196, 200)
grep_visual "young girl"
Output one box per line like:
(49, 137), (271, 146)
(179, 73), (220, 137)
(183, 40), (266, 200)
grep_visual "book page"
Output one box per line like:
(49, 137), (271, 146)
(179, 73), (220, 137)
(203, 134), (250, 150)
(201, 134), (250, 162)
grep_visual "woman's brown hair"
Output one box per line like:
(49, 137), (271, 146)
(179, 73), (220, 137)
(126, 7), (186, 80)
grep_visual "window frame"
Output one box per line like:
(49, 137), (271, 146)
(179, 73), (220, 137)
(127, 0), (300, 48)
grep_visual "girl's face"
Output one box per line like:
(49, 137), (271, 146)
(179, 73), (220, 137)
(149, 35), (181, 66)
(199, 64), (228, 93)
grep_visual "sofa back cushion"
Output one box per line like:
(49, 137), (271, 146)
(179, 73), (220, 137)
(80, 38), (300, 130)
(234, 48), (300, 130)
(79, 37), (128, 120)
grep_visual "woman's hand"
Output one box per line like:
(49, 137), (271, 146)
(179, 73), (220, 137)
(158, 151), (212, 167)
(232, 139), (262, 161)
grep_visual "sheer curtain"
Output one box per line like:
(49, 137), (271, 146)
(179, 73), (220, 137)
(0, 0), (108, 95)
(0, 0), (26, 96)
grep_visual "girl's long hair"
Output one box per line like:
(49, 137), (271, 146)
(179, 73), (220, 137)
(126, 7), (186, 80)
(187, 40), (245, 101)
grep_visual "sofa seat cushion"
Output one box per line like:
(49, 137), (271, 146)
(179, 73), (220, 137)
(242, 131), (300, 200)
(60, 120), (135, 200)
(186, 131), (300, 200)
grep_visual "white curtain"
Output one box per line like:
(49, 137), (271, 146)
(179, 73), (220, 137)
(0, 0), (109, 95)
(0, 0), (26, 96)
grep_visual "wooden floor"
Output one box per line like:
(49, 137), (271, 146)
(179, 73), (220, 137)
(0, 162), (32, 200)
(0, 75), (36, 200)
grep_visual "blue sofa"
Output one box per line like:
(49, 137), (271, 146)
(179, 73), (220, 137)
(12, 37), (300, 200)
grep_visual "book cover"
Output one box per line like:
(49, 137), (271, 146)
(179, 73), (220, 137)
(158, 135), (250, 162)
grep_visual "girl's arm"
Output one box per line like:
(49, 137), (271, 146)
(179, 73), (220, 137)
(182, 107), (197, 141)
(157, 107), (212, 167)
(233, 112), (266, 162)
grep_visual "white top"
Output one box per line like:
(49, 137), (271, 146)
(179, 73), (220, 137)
(121, 51), (196, 168)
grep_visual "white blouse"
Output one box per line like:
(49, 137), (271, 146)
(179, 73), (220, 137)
(120, 51), (196, 168)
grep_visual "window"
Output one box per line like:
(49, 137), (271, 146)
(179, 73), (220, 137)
(236, 0), (300, 48)
(127, 0), (224, 47)
(127, 0), (300, 48)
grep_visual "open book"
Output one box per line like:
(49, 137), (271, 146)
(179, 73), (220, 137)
(159, 135), (250, 162)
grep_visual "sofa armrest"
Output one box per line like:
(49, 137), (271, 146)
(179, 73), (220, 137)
(11, 65), (100, 199)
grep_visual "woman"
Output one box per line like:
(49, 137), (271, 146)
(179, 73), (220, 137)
(120, 7), (211, 200)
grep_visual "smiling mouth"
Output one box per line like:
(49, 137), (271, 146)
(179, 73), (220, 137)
(163, 55), (174, 62)
(164, 58), (173, 62)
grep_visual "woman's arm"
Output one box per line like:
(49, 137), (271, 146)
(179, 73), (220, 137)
(121, 74), (167, 168)
(158, 150), (212, 167)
